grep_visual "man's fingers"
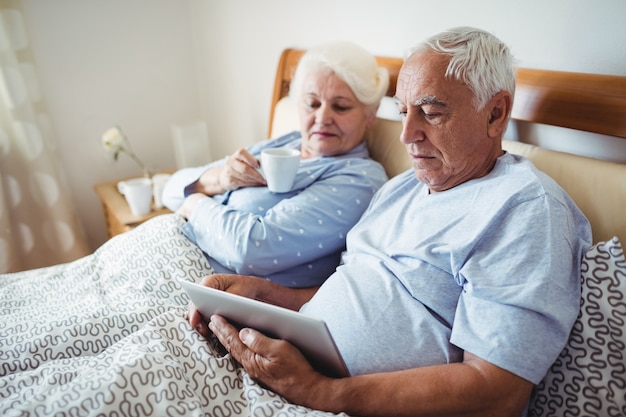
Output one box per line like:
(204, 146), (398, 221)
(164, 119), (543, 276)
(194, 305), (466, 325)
(209, 315), (245, 356)
(208, 316), (270, 368)
(187, 302), (210, 336)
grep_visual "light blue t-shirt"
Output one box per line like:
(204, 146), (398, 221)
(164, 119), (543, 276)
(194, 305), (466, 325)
(161, 131), (388, 287)
(301, 152), (591, 384)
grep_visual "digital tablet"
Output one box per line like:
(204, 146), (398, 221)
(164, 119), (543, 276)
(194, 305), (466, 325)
(179, 280), (350, 378)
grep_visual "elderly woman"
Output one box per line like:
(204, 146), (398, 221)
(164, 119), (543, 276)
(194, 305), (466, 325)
(162, 42), (390, 287)
(1, 42), (394, 417)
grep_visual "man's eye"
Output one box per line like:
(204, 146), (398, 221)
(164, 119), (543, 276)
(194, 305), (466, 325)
(421, 107), (443, 121)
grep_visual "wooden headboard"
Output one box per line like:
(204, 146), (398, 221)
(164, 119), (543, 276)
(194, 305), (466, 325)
(268, 48), (626, 141)
(268, 48), (626, 244)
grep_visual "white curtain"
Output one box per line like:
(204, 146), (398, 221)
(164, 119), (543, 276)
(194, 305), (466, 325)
(0, 2), (89, 273)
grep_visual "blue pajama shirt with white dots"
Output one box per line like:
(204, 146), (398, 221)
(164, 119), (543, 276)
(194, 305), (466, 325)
(161, 131), (388, 287)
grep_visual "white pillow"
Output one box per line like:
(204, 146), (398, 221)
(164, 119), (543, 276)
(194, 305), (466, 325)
(270, 97), (299, 138)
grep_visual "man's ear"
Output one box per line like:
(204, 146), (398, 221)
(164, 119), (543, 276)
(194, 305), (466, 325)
(487, 91), (512, 138)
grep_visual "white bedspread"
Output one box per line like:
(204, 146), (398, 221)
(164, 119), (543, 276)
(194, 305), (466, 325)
(0, 214), (344, 416)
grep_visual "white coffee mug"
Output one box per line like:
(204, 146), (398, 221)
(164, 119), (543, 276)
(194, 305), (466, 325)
(260, 148), (301, 193)
(151, 173), (171, 209)
(118, 177), (153, 216)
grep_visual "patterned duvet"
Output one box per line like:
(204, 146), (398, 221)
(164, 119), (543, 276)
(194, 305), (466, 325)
(0, 214), (344, 417)
(5, 213), (623, 416)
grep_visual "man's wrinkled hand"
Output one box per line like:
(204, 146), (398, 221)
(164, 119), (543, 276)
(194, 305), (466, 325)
(186, 274), (271, 336)
(208, 314), (328, 406)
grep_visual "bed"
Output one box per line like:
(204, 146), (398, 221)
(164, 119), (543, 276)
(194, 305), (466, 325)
(1, 48), (625, 417)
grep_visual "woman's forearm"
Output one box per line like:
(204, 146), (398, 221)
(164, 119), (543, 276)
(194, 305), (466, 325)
(187, 167), (225, 196)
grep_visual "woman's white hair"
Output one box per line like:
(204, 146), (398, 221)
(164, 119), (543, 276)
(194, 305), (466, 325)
(290, 42), (389, 115)
(409, 27), (516, 111)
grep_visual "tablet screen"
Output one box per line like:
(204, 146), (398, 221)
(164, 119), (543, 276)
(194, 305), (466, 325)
(179, 280), (349, 378)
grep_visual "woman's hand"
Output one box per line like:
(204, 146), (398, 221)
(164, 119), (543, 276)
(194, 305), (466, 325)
(175, 193), (208, 220)
(194, 148), (266, 196)
(177, 148), (266, 219)
(217, 148), (266, 191)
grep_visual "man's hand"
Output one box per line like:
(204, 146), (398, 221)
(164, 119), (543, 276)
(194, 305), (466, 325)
(188, 274), (318, 336)
(186, 274), (317, 336)
(208, 314), (330, 407)
(187, 274), (269, 336)
(190, 276), (533, 417)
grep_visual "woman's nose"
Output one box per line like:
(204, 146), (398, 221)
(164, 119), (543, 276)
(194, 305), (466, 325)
(315, 103), (333, 125)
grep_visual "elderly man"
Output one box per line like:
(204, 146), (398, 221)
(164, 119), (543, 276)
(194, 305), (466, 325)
(194, 27), (591, 417)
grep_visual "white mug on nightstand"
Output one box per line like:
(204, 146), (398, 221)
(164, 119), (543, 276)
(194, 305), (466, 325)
(118, 178), (153, 216)
(259, 148), (301, 193)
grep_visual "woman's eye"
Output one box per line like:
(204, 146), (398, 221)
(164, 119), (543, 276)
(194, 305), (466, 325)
(333, 104), (351, 112)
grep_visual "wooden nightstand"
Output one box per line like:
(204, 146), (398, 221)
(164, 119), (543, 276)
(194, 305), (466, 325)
(94, 178), (172, 238)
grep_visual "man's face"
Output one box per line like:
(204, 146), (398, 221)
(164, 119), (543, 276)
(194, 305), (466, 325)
(395, 50), (503, 192)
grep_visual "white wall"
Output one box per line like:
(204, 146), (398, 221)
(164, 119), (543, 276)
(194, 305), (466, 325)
(193, 0), (626, 161)
(20, 0), (626, 250)
(21, 0), (201, 250)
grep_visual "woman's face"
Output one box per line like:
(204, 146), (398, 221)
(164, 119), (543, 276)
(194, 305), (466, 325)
(298, 70), (375, 159)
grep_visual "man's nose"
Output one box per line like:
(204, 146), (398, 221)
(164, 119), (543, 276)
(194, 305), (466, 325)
(400, 114), (426, 144)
